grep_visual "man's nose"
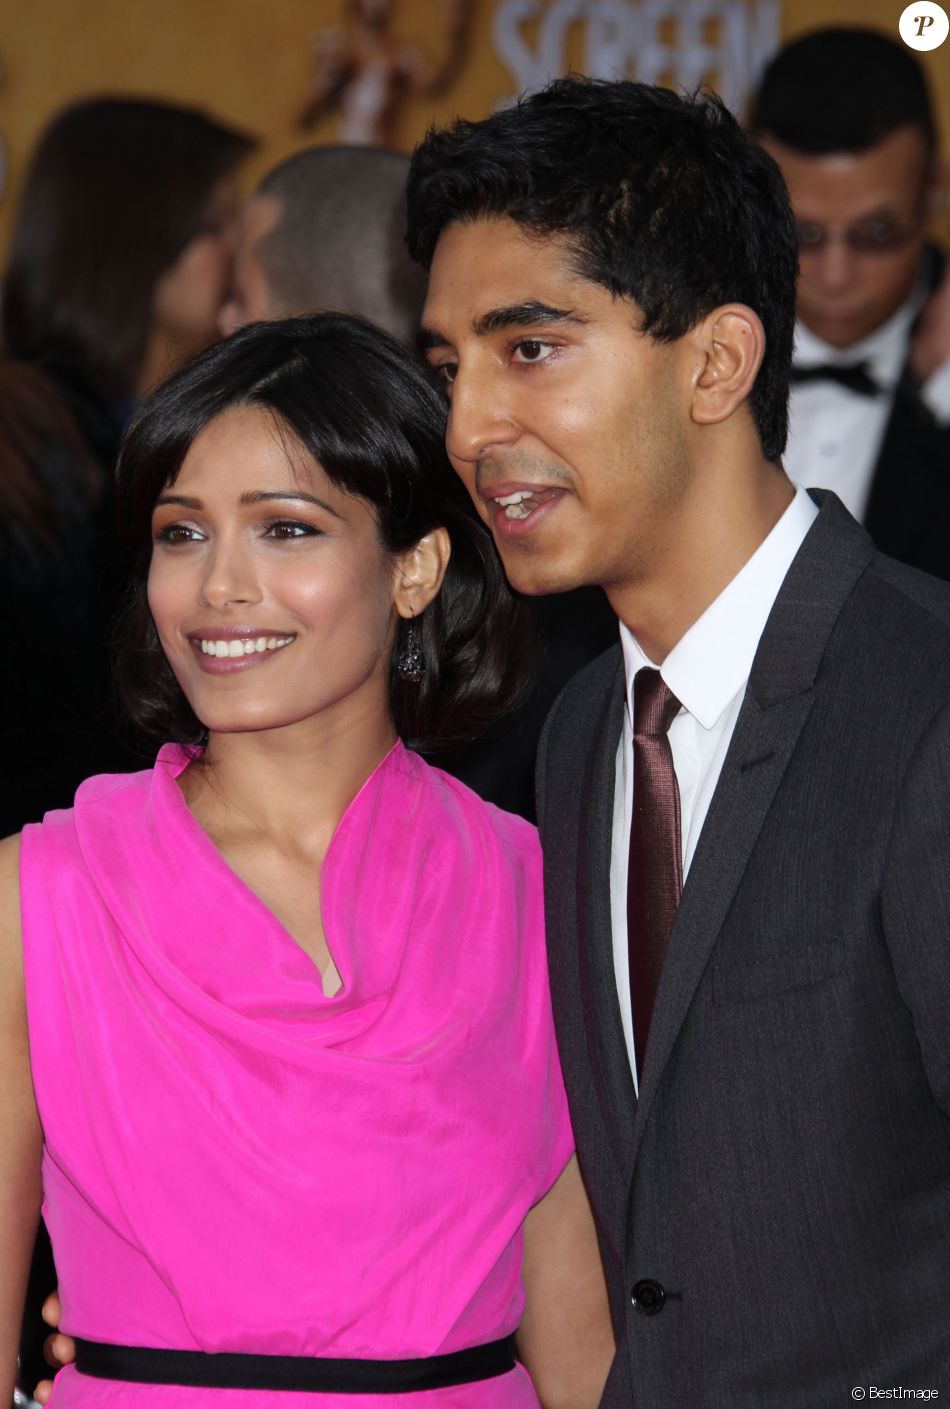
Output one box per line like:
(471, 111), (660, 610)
(444, 363), (519, 466)
(805, 238), (858, 293)
(200, 539), (261, 609)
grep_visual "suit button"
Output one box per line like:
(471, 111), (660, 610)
(631, 1278), (665, 1315)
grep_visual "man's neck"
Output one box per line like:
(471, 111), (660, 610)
(608, 466), (795, 664)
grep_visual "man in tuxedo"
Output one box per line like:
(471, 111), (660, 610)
(751, 28), (950, 579)
(408, 77), (950, 1403)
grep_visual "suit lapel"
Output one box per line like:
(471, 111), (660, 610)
(631, 493), (874, 1161)
(575, 656), (639, 1175)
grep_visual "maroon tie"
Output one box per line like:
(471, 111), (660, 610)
(627, 668), (683, 1082)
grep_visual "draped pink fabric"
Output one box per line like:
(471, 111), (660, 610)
(20, 742), (573, 1407)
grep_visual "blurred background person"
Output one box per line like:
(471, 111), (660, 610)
(751, 28), (950, 579)
(4, 96), (254, 475)
(219, 144), (425, 343)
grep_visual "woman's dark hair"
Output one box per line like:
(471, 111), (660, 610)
(114, 313), (532, 751)
(3, 96), (254, 405)
(407, 76), (798, 464)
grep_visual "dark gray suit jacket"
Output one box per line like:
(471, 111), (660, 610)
(537, 492), (950, 1406)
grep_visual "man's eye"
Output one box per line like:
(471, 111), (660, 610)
(512, 340), (555, 364)
(796, 221), (826, 250)
(434, 362), (457, 386)
(851, 220), (902, 250)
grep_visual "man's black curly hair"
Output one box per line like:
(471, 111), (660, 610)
(407, 77), (798, 464)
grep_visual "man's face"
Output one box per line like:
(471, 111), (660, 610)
(217, 193), (284, 336)
(420, 217), (693, 602)
(760, 125), (932, 349)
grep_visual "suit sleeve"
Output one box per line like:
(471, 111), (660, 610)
(880, 697), (950, 1115)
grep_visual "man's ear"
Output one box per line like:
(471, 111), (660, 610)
(688, 304), (765, 430)
(392, 527), (452, 619)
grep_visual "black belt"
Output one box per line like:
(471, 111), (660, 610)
(74, 1335), (518, 1393)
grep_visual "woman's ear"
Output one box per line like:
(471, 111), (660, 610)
(392, 527), (451, 619)
(688, 304), (765, 430)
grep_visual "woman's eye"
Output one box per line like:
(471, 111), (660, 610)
(154, 523), (201, 544)
(263, 520), (320, 540)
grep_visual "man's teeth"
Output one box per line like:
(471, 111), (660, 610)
(198, 637), (294, 658)
(497, 491), (537, 520)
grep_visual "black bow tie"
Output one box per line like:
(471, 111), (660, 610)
(790, 362), (881, 397)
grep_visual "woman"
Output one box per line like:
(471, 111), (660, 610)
(1, 315), (612, 1407)
(4, 95), (254, 457)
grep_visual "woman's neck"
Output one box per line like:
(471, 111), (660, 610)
(180, 707), (398, 864)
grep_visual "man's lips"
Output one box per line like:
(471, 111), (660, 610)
(481, 483), (567, 540)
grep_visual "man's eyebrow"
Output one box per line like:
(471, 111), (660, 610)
(418, 301), (588, 354)
(417, 327), (450, 354)
(473, 302), (587, 336)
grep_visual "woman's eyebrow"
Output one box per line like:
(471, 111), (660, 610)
(153, 490), (344, 520)
(239, 489), (343, 519)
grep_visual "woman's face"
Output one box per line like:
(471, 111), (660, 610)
(148, 404), (407, 741)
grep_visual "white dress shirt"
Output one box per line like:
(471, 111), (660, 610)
(609, 486), (819, 1086)
(785, 292), (950, 523)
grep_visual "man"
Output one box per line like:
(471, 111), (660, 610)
(751, 28), (950, 579)
(407, 77), (950, 1403)
(218, 143), (427, 344)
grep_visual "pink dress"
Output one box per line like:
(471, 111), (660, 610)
(20, 742), (573, 1407)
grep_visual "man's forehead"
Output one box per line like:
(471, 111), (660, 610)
(761, 126), (932, 214)
(422, 217), (603, 333)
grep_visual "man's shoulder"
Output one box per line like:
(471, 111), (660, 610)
(858, 549), (950, 645)
(809, 541), (950, 741)
(545, 641), (623, 735)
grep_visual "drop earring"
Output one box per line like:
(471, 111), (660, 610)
(395, 613), (426, 683)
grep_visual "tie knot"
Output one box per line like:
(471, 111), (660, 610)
(633, 668), (680, 738)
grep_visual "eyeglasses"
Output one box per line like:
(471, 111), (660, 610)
(796, 214), (923, 256)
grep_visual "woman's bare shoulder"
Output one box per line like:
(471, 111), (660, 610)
(0, 832), (22, 954)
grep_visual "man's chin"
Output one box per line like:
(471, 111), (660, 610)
(494, 548), (591, 599)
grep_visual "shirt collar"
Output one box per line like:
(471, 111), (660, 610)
(793, 282), (925, 390)
(620, 485), (819, 730)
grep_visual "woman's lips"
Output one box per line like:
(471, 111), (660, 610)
(188, 634), (296, 675)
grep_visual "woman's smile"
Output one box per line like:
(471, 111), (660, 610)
(190, 631), (297, 673)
